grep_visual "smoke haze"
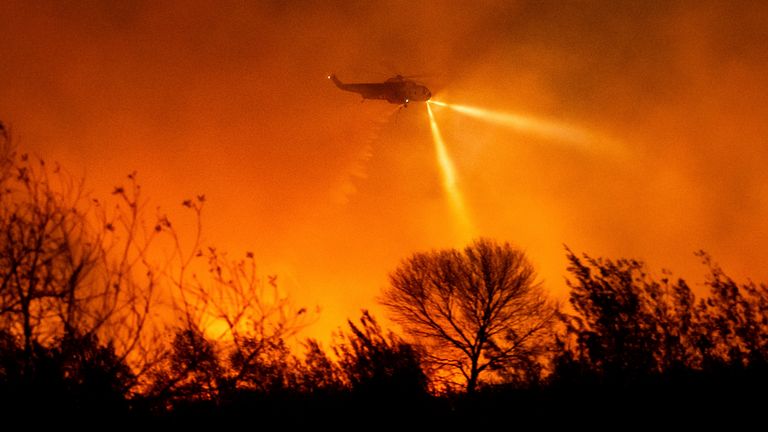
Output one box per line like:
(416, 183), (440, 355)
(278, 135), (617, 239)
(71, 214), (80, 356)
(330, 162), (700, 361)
(2, 1), (767, 338)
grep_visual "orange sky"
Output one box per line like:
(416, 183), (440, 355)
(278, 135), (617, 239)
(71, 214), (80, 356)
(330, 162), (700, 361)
(2, 1), (768, 341)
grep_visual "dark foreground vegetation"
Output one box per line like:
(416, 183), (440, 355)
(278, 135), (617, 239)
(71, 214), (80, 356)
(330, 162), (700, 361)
(1, 125), (766, 424)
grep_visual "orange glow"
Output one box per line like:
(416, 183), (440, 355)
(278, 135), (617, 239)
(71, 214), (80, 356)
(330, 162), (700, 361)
(2, 2), (768, 345)
(426, 102), (474, 238)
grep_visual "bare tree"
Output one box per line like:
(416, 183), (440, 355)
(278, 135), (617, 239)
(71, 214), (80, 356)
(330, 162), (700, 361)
(144, 196), (314, 403)
(0, 150), (100, 372)
(381, 238), (557, 393)
(0, 131), (163, 389)
(93, 173), (165, 383)
(183, 246), (312, 393)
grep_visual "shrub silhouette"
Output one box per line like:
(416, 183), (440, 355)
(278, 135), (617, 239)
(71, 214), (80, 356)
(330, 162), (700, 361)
(552, 248), (768, 421)
(334, 310), (428, 397)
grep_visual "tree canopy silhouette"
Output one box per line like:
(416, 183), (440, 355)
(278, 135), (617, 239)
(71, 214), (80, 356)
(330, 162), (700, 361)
(558, 248), (768, 381)
(381, 239), (556, 393)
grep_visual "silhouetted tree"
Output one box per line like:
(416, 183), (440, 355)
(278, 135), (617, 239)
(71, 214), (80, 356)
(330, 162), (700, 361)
(382, 239), (557, 393)
(293, 339), (342, 393)
(0, 127), (322, 417)
(146, 325), (222, 409)
(0, 152), (99, 374)
(132, 195), (316, 410)
(561, 249), (670, 380)
(0, 131), (168, 394)
(334, 310), (428, 396)
(0, 329), (134, 419)
(694, 252), (768, 367)
(0, 130), (213, 415)
(163, 223), (313, 397)
(558, 248), (768, 383)
(49, 332), (134, 415)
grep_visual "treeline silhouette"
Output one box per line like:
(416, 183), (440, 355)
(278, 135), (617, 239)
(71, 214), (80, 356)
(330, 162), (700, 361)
(1, 126), (766, 424)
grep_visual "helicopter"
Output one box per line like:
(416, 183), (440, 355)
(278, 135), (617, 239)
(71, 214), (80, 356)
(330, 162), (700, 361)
(328, 74), (431, 107)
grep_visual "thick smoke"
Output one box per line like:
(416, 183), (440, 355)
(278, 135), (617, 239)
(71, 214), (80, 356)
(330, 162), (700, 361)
(1, 1), (767, 339)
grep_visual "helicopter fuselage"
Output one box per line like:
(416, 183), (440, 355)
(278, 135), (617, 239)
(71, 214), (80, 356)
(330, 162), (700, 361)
(329, 74), (431, 106)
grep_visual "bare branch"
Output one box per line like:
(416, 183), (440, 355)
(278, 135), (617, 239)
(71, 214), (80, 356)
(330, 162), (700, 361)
(381, 238), (556, 393)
